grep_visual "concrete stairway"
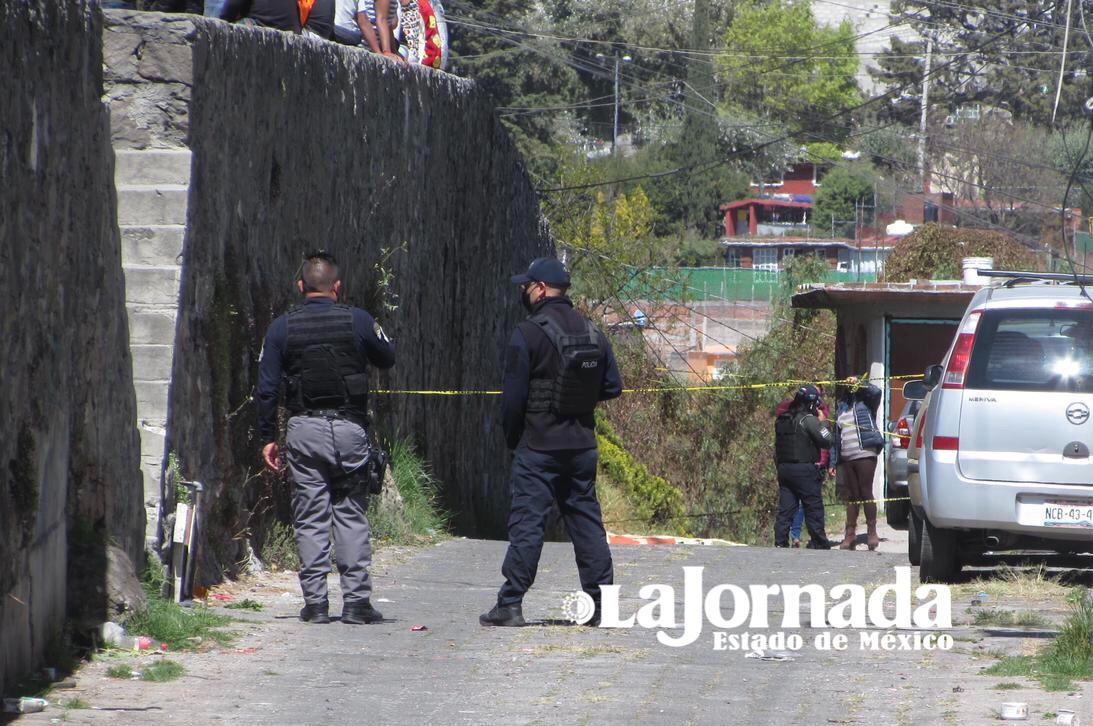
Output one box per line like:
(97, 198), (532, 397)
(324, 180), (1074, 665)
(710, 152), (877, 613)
(115, 148), (190, 545)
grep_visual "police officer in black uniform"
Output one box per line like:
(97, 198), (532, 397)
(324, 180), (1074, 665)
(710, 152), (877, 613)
(258, 252), (395, 624)
(774, 384), (835, 549)
(480, 257), (623, 627)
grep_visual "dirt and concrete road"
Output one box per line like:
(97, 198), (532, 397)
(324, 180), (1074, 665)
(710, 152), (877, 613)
(12, 532), (1091, 725)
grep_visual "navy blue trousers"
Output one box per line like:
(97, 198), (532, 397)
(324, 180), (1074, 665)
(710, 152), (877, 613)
(498, 446), (613, 607)
(774, 463), (827, 547)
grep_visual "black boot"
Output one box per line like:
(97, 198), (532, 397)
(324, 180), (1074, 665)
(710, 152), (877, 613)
(341, 600), (384, 625)
(479, 602), (526, 627)
(805, 539), (834, 550)
(299, 601), (331, 624)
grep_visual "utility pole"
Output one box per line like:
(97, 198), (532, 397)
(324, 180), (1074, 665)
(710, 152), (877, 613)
(917, 36), (933, 194)
(597, 52), (632, 155)
(613, 55), (621, 154)
(856, 199), (862, 282)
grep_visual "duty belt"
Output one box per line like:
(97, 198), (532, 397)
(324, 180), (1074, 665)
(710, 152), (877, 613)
(299, 409), (367, 427)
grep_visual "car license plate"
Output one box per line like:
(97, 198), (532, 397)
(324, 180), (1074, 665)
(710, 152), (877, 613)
(1043, 501), (1093, 528)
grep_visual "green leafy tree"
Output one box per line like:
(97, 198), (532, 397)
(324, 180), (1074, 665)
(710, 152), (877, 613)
(1049, 124), (1093, 222)
(718, 0), (860, 140)
(810, 162), (877, 238)
(874, 2), (1093, 128)
(557, 186), (669, 309)
(662, 0), (734, 237)
(448, 0), (585, 179)
(855, 120), (919, 185)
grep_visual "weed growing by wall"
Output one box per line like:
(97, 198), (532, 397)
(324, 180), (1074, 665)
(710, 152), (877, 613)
(369, 438), (448, 544)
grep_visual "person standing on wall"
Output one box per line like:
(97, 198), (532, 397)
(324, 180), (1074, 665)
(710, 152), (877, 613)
(258, 251), (395, 624)
(480, 257), (623, 627)
(832, 377), (885, 550)
(220, 0), (301, 32)
(773, 384), (836, 549)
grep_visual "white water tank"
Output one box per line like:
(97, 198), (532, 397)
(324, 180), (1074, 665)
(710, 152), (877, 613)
(962, 257), (994, 285)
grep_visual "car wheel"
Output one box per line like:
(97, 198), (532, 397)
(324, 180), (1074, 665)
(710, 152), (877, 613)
(908, 508), (922, 567)
(886, 497), (910, 530)
(919, 515), (960, 583)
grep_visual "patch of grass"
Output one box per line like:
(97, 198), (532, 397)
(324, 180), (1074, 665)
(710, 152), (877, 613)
(106, 665), (134, 679)
(981, 597), (1093, 692)
(224, 599), (264, 611)
(60, 698), (91, 709)
(982, 655), (1037, 677)
(1036, 596), (1093, 690)
(972, 609), (1050, 628)
(992, 682), (1022, 690)
(953, 564), (1077, 603)
(260, 521), (301, 571)
(369, 438), (449, 544)
(528, 644), (626, 658)
(126, 567), (236, 651)
(125, 598), (235, 651)
(597, 471), (645, 534)
(141, 660), (184, 682)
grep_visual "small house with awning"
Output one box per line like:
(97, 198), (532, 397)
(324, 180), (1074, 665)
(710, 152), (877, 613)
(791, 280), (981, 507)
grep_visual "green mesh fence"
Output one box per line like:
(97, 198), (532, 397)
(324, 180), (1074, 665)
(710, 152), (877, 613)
(635, 267), (876, 302)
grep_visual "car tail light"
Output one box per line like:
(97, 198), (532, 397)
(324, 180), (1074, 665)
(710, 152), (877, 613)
(933, 435), (959, 450)
(895, 417), (911, 448)
(942, 311), (982, 389)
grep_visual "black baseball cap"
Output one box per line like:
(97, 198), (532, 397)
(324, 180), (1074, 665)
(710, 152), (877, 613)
(510, 257), (571, 287)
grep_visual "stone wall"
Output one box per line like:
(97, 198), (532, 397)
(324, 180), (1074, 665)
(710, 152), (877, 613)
(0, 1), (143, 696)
(105, 15), (553, 576)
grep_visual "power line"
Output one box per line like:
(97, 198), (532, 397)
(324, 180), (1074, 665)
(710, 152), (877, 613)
(445, 6), (909, 60)
(534, 26), (1011, 193)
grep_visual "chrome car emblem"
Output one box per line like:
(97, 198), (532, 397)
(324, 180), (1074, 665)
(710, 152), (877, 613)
(1066, 402), (1090, 425)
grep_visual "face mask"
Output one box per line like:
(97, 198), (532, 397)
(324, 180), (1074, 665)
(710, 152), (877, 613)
(521, 287), (535, 312)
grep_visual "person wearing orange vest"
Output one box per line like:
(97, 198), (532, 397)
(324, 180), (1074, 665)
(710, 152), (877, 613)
(298, 0), (335, 39)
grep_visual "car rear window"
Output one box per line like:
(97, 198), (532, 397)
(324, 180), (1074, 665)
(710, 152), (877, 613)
(966, 309), (1093, 393)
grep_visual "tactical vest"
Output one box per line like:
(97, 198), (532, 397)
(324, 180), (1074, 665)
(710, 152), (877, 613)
(522, 312), (606, 418)
(283, 304), (369, 417)
(774, 411), (820, 464)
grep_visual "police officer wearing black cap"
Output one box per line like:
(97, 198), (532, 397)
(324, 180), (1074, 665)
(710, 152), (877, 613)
(774, 384), (836, 549)
(258, 251), (395, 625)
(480, 257), (623, 627)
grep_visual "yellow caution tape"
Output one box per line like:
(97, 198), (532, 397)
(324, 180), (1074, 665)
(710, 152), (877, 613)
(828, 496), (911, 506)
(373, 374), (922, 397)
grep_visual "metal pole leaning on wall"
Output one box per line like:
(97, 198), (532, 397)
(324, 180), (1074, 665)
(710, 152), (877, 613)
(168, 471), (204, 603)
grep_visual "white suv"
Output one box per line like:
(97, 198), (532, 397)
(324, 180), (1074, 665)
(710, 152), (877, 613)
(906, 272), (1093, 583)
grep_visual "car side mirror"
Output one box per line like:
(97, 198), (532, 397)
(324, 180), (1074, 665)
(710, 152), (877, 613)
(923, 364), (944, 389)
(903, 380), (928, 401)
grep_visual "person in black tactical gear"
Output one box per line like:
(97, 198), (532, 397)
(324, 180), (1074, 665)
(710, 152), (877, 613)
(258, 252), (395, 625)
(774, 384), (836, 549)
(480, 257), (623, 627)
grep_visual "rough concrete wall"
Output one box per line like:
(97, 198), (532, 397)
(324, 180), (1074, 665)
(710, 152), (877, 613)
(103, 10), (195, 149)
(0, 1), (143, 695)
(139, 18), (550, 576)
